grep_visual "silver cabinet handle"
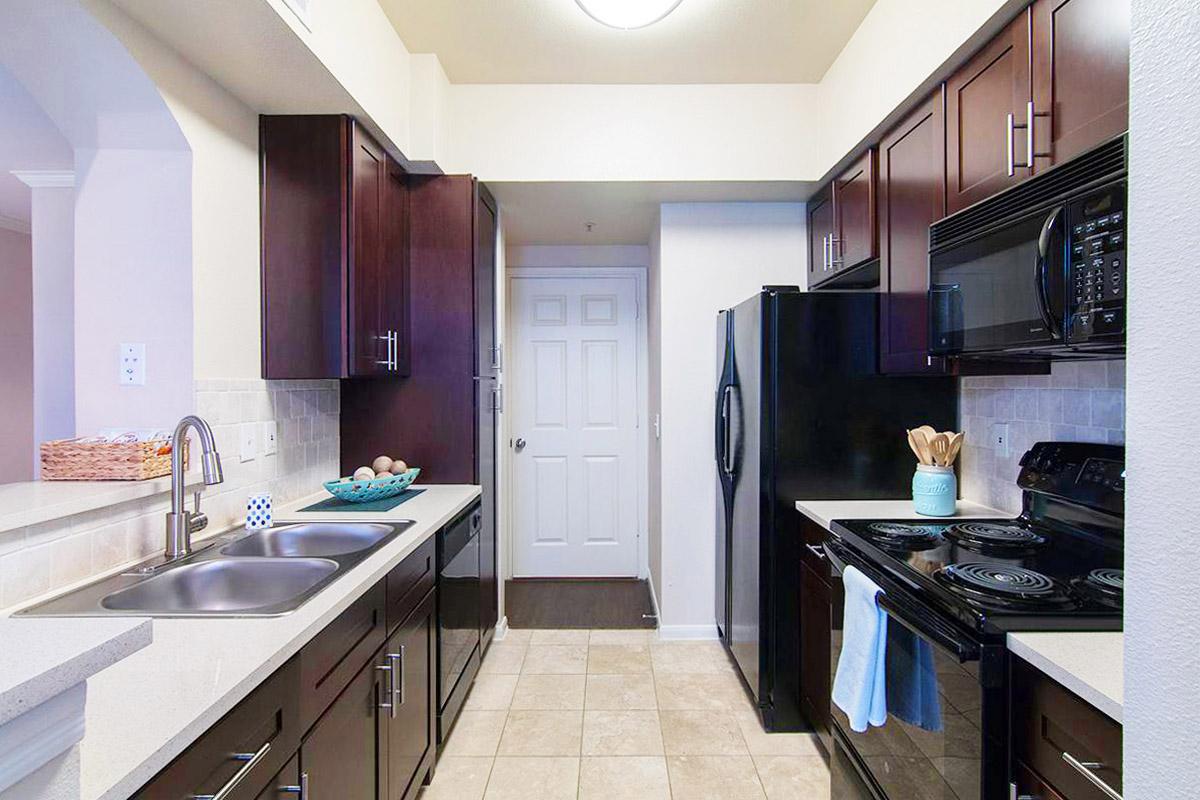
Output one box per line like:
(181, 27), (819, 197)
(280, 773), (309, 800)
(1006, 111), (1017, 176)
(1062, 751), (1122, 800)
(191, 741), (271, 800)
(805, 543), (827, 561)
(822, 234), (831, 271)
(1009, 101), (1051, 176)
(389, 646), (406, 707)
(829, 234), (842, 268)
(1008, 782), (1040, 800)
(376, 661), (396, 718)
(390, 331), (398, 371)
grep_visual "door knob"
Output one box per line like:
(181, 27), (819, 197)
(514, 438), (526, 452)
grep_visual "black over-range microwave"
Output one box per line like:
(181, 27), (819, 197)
(929, 135), (1127, 360)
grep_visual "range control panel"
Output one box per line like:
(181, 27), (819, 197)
(1018, 441), (1125, 515)
(1067, 182), (1126, 345)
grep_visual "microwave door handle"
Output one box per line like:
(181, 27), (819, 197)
(1036, 206), (1064, 340)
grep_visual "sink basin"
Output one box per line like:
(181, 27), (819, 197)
(100, 558), (338, 614)
(220, 523), (396, 558)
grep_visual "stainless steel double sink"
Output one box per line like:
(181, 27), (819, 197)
(18, 521), (414, 618)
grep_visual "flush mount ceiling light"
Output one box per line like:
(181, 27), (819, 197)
(575, 0), (684, 30)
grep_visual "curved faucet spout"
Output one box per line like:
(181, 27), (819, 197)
(166, 415), (224, 560)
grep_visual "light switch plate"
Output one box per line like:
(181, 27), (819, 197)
(262, 421), (278, 455)
(119, 343), (146, 386)
(238, 422), (257, 462)
(991, 422), (1011, 458)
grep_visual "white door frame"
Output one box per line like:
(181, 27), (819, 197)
(504, 266), (650, 581)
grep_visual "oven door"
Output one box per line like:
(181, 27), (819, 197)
(929, 206), (1066, 356)
(826, 542), (999, 800)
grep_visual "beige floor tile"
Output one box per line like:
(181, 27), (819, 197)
(579, 756), (671, 800)
(497, 709), (583, 756)
(510, 674), (587, 710)
(484, 757), (579, 800)
(581, 709), (664, 756)
(480, 644), (527, 675)
(464, 674), (519, 710)
(737, 714), (824, 757)
(660, 710), (748, 756)
(667, 755), (766, 800)
(655, 672), (751, 711)
(498, 628), (533, 645)
(522, 645), (588, 674)
(752, 755), (831, 800)
(585, 673), (658, 710)
(587, 644), (652, 674)
(441, 710), (509, 757)
(651, 642), (732, 675)
(589, 628), (657, 645)
(530, 629), (591, 645)
(419, 756), (494, 800)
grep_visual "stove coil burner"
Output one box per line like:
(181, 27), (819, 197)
(937, 563), (1073, 609)
(864, 522), (943, 549)
(1074, 567), (1124, 609)
(943, 522), (1046, 552)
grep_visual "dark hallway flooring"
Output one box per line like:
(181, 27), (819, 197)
(504, 579), (657, 629)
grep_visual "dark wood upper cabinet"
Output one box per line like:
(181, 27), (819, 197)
(806, 186), (835, 286)
(1031, 0), (1130, 167)
(946, 10), (1032, 215)
(261, 115), (409, 379)
(879, 90), (948, 375)
(833, 149), (878, 270)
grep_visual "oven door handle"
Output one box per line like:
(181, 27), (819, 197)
(825, 540), (981, 663)
(1036, 206), (1064, 340)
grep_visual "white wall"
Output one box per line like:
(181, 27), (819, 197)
(28, 185), (76, 457)
(0, 228), (33, 483)
(443, 84), (821, 181)
(656, 203), (806, 635)
(506, 245), (651, 269)
(1124, 0), (1200, 793)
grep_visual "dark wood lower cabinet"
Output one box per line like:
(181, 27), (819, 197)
(383, 590), (436, 800)
(301, 647), (386, 800)
(798, 559), (832, 744)
(254, 755), (302, 800)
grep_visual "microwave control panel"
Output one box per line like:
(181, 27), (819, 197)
(1067, 182), (1126, 345)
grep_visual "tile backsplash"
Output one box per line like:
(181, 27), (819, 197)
(0, 379), (339, 611)
(959, 361), (1125, 514)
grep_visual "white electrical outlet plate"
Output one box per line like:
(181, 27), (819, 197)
(263, 421), (278, 455)
(239, 422), (257, 462)
(991, 422), (1011, 458)
(119, 343), (146, 386)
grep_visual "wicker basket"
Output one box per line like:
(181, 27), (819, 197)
(40, 437), (189, 481)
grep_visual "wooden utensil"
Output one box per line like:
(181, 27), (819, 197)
(909, 428), (934, 466)
(906, 430), (924, 463)
(929, 432), (950, 467)
(945, 432), (964, 466)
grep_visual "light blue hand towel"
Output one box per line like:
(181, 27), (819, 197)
(832, 565), (888, 732)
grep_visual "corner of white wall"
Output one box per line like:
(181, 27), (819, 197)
(409, 53), (451, 166)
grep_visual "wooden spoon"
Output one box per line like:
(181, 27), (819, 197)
(944, 432), (964, 466)
(906, 430), (924, 463)
(909, 428), (934, 466)
(929, 432), (951, 467)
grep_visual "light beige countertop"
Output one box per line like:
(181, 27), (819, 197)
(5, 484), (479, 800)
(1007, 631), (1123, 722)
(794, 498), (1008, 530)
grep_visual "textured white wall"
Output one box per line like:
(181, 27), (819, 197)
(656, 203), (806, 635)
(1124, 1), (1200, 793)
(0, 229), (33, 482)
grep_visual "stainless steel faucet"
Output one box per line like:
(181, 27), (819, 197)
(164, 415), (224, 560)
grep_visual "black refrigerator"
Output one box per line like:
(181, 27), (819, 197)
(714, 288), (957, 731)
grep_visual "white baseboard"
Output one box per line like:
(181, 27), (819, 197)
(656, 624), (720, 641)
(493, 616), (510, 641)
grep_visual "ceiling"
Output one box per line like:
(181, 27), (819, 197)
(490, 180), (813, 245)
(379, 0), (877, 84)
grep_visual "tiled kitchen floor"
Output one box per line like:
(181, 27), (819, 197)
(419, 628), (830, 800)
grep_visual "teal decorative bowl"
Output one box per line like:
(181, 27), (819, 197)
(323, 468), (420, 503)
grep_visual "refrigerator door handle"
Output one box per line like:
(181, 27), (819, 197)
(722, 385), (734, 475)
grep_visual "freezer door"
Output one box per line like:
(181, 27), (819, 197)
(728, 295), (763, 702)
(714, 311), (734, 643)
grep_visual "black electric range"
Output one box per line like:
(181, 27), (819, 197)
(823, 442), (1124, 800)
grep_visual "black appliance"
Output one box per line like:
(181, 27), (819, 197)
(930, 135), (1127, 360)
(714, 288), (957, 732)
(825, 442), (1124, 800)
(437, 501), (482, 742)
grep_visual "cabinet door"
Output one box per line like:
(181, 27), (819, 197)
(349, 123), (389, 377)
(807, 187), (835, 288)
(879, 91), (948, 375)
(1031, 0), (1129, 167)
(798, 561), (832, 740)
(833, 149), (877, 271)
(383, 157), (411, 376)
(383, 590), (437, 800)
(474, 185), (499, 649)
(946, 11), (1032, 214)
(254, 755), (302, 800)
(302, 653), (385, 800)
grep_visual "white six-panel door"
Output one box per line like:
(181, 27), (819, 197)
(510, 276), (640, 577)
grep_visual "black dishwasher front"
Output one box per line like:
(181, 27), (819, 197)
(437, 502), (482, 742)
